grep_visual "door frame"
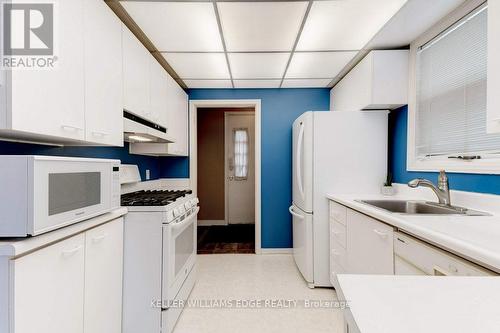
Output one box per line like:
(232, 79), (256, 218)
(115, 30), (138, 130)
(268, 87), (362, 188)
(224, 111), (256, 227)
(189, 99), (262, 254)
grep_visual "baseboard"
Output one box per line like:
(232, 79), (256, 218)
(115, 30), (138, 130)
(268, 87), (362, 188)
(197, 219), (227, 226)
(259, 248), (293, 254)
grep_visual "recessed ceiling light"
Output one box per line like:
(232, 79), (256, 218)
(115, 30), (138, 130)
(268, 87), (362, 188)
(122, 2), (223, 52)
(297, 0), (408, 51)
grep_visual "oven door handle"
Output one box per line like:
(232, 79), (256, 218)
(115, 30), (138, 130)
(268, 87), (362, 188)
(171, 207), (199, 234)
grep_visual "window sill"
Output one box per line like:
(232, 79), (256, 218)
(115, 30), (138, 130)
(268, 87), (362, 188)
(407, 157), (500, 175)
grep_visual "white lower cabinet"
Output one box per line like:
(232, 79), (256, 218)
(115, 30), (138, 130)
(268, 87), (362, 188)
(4, 218), (123, 333)
(11, 234), (86, 333)
(346, 209), (394, 275)
(84, 219), (124, 333)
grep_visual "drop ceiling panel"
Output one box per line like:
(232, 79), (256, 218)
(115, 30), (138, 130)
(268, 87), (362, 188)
(282, 79), (333, 88)
(183, 80), (233, 89)
(229, 53), (290, 79)
(121, 2), (223, 52)
(163, 53), (230, 79)
(297, 0), (408, 51)
(286, 52), (357, 79)
(218, 1), (308, 52)
(234, 80), (281, 88)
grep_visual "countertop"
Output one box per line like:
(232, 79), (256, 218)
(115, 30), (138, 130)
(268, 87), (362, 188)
(0, 207), (128, 257)
(327, 189), (500, 272)
(336, 274), (500, 333)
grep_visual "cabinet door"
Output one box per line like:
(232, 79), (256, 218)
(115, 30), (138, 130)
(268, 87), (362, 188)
(487, 0), (500, 133)
(83, 0), (123, 146)
(12, 234), (85, 333)
(9, 0), (85, 140)
(122, 25), (150, 119)
(84, 219), (124, 333)
(166, 75), (188, 156)
(346, 209), (394, 274)
(149, 57), (168, 127)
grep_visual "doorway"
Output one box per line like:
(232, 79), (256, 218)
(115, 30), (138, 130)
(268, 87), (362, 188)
(194, 106), (257, 254)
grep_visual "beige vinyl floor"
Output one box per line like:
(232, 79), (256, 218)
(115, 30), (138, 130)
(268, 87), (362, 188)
(173, 254), (345, 333)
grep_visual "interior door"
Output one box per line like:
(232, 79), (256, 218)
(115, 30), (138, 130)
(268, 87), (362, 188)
(225, 113), (255, 224)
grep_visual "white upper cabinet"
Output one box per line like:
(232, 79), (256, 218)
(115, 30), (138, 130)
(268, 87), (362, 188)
(84, 0), (124, 146)
(166, 74), (189, 156)
(0, 0), (125, 146)
(487, 1), (500, 133)
(122, 26), (151, 119)
(149, 57), (169, 128)
(5, 0), (86, 142)
(331, 50), (409, 111)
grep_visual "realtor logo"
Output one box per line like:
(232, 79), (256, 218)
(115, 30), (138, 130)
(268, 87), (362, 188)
(1, 1), (57, 69)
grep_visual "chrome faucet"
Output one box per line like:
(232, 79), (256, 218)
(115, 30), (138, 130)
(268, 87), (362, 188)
(408, 170), (451, 206)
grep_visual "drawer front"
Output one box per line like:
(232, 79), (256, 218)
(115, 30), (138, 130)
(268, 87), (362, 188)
(331, 220), (346, 249)
(329, 201), (347, 225)
(394, 232), (496, 276)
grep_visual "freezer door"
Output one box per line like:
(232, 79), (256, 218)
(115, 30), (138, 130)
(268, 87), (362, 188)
(292, 112), (313, 213)
(289, 205), (313, 284)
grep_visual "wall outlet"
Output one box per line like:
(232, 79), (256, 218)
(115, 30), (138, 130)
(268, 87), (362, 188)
(145, 169), (150, 180)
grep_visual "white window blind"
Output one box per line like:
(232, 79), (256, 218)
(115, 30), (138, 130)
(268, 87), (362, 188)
(234, 129), (249, 179)
(415, 4), (500, 159)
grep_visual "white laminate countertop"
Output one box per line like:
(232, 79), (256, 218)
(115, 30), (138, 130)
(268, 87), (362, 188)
(0, 207), (128, 257)
(336, 274), (500, 333)
(327, 187), (500, 272)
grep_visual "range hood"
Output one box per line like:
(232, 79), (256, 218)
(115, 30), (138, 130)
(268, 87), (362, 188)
(123, 111), (173, 143)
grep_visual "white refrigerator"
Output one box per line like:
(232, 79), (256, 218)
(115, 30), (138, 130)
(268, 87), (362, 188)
(290, 111), (388, 287)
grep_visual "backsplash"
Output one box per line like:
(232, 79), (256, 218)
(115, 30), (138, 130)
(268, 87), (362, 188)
(389, 106), (500, 195)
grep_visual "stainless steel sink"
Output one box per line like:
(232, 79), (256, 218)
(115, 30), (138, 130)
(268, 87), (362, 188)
(357, 200), (490, 216)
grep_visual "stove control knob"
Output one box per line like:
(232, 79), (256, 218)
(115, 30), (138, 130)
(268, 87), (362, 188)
(173, 208), (180, 217)
(178, 205), (186, 215)
(194, 198), (199, 205)
(166, 210), (175, 223)
(190, 198), (198, 207)
(184, 201), (192, 210)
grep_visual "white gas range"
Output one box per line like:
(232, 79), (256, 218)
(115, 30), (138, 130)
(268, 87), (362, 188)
(120, 166), (198, 333)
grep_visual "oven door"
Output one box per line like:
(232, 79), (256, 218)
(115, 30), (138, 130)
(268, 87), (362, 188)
(31, 159), (116, 235)
(162, 207), (198, 305)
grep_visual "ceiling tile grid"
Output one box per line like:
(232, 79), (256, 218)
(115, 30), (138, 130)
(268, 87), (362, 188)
(121, 0), (408, 88)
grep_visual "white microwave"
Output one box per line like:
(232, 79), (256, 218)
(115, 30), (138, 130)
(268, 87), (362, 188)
(0, 156), (121, 237)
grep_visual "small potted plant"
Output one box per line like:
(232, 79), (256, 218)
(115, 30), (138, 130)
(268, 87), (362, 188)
(381, 173), (396, 196)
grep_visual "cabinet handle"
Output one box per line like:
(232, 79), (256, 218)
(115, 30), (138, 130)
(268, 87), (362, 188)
(62, 245), (83, 258)
(92, 130), (109, 137)
(92, 234), (107, 243)
(373, 229), (388, 239)
(61, 125), (83, 132)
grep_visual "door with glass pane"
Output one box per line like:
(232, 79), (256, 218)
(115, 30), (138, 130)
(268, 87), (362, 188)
(225, 113), (255, 224)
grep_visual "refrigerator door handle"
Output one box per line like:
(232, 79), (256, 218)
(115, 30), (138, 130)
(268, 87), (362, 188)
(289, 205), (305, 220)
(296, 122), (305, 201)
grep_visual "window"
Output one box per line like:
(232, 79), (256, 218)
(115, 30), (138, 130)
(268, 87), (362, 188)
(234, 129), (249, 179)
(408, 2), (499, 173)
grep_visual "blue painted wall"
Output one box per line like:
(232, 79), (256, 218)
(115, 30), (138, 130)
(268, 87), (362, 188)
(389, 106), (500, 195)
(189, 88), (331, 248)
(0, 141), (164, 181)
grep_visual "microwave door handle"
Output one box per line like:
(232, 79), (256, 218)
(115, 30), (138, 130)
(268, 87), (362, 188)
(171, 207), (199, 235)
